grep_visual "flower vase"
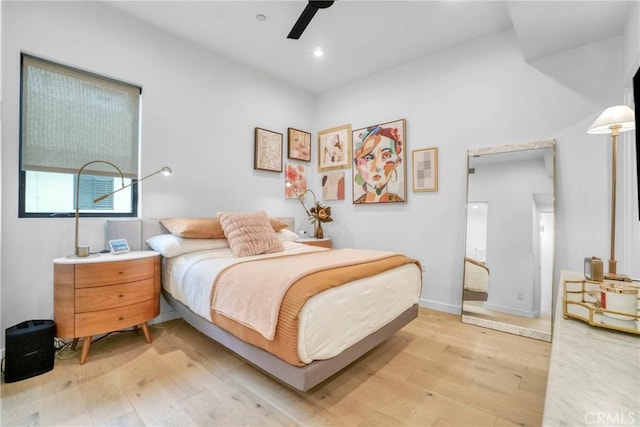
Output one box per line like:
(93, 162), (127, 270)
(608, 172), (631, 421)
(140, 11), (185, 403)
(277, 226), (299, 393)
(314, 222), (324, 239)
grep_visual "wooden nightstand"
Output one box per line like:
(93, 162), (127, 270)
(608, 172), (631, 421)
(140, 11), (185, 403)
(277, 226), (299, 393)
(53, 251), (161, 364)
(296, 238), (332, 248)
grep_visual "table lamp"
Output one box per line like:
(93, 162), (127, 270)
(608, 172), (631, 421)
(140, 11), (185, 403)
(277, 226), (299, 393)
(71, 161), (172, 258)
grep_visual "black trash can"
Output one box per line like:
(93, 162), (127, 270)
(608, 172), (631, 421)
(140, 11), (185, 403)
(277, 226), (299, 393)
(4, 320), (56, 383)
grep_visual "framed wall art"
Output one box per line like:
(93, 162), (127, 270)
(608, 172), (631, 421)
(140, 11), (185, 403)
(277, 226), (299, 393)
(352, 119), (406, 204)
(254, 127), (283, 172)
(287, 128), (311, 162)
(412, 147), (438, 192)
(321, 171), (345, 201)
(318, 124), (352, 172)
(284, 163), (307, 199)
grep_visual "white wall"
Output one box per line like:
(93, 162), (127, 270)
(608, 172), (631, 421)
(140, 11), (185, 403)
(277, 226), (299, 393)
(1, 1), (638, 350)
(315, 29), (632, 313)
(1, 1), (315, 347)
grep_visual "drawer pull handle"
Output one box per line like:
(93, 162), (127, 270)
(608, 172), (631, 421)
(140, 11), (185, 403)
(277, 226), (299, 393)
(118, 294), (124, 298)
(118, 271), (124, 275)
(118, 316), (124, 321)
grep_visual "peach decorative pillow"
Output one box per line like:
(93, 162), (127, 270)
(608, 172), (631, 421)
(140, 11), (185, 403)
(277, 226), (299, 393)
(160, 218), (225, 239)
(218, 211), (284, 257)
(269, 218), (290, 232)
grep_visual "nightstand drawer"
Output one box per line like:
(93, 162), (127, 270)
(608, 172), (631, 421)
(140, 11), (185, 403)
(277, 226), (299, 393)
(75, 278), (155, 312)
(75, 257), (155, 288)
(75, 300), (155, 337)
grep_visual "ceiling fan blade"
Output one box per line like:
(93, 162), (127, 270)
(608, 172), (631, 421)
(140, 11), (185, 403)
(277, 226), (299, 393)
(287, 3), (319, 40)
(287, 1), (335, 40)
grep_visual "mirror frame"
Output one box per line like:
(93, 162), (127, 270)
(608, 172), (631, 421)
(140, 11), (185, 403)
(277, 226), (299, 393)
(461, 139), (556, 342)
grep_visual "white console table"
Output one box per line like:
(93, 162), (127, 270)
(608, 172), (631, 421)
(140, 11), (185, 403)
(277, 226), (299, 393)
(542, 271), (640, 426)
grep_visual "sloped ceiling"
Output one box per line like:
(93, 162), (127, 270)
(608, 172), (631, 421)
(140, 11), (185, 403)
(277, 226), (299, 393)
(104, 1), (636, 94)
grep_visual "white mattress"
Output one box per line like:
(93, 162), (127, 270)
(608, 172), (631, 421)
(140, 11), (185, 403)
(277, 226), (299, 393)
(162, 241), (422, 364)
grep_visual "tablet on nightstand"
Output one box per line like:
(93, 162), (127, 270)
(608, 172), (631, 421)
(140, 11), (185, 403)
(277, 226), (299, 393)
(109, 239), (130, 254)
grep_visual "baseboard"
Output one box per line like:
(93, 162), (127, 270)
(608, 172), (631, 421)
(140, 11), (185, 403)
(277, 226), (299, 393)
(483, 302), (539, 318)
(420, 298), (461, 315)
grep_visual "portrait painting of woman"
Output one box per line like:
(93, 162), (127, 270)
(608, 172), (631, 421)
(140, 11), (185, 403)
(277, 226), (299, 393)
(352, 119), (406, 204)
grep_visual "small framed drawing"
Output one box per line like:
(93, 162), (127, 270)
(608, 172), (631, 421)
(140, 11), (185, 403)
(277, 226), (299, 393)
(254, 127), (283, 172)
(321, 171), (345, 201)
(287, 128), (311, 162)
(285, 163), (307, 199)
(318, 124), (352, 172)
(412, 147), (438, 192)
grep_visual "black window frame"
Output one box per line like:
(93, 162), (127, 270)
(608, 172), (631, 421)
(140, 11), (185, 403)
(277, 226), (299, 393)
(18, 54), (140, 219)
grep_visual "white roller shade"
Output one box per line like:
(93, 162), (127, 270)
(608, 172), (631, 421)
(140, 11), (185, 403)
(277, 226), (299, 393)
(21, 54), (140, 178)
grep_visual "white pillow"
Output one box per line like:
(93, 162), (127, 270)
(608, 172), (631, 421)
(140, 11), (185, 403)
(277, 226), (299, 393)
(277, 228), (300, 242)
(146, 234), (229, 258)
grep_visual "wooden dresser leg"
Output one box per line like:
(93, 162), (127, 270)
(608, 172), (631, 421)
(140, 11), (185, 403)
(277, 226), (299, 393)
(80, 336), (92, 365)
(141, 323), (152, 343)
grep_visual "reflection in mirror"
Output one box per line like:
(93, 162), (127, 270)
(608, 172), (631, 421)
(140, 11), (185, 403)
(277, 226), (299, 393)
(462, 140), (556, 342)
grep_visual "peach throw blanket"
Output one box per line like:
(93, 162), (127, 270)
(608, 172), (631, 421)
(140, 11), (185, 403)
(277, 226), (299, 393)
(212, 248), (403, 340)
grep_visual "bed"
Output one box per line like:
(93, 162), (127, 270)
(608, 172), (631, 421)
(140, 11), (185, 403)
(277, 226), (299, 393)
(105, 214), (422, 391)
(463, 257), (489, 301)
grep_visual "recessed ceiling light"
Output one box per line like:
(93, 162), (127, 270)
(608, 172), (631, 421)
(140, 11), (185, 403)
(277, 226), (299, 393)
(313, 47), (324, 57)
(256, 14), (266, 22)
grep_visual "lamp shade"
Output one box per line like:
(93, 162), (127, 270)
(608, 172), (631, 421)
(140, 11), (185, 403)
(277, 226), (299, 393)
(587, 105), (636, 134)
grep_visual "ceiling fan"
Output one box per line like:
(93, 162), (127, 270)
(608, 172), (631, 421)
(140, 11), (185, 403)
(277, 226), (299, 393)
(287, 1), (335, 40)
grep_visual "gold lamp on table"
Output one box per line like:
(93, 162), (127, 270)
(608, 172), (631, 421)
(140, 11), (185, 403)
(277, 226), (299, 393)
(587, 104), (635, 281)
(70, 161), (172, 258)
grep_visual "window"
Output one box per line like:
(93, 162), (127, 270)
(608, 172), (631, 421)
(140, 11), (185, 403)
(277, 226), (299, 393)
(76, 175), (114, 210)
(19, 54), (141, 218)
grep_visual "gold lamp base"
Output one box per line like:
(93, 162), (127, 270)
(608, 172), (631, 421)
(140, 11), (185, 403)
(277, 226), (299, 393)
(604, 272), (632, 282)
(605, 259), (632, 282)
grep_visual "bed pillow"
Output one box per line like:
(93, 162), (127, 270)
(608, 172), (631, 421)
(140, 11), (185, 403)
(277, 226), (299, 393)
(218, 210), (284, 257)
(160, 218), (225, 239)
(269, 218), (290, 232)
(161, 217), (289, 239)
(277, 228), (300, 242)
(146, 234), (229, 258)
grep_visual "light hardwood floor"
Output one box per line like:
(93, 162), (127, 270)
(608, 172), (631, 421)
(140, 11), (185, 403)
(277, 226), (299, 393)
(1, 308), (550, 426)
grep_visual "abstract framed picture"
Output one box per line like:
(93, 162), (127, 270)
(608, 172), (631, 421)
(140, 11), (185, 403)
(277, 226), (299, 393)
(318, 124), (352, 172)
(321, 171), (345, 201)
(287, 128), (311, 162)
(284, 163), (307, 199)
(254, 127), (283, 172)
(352, 119), (406, 204)
(412, 147), (438, 192)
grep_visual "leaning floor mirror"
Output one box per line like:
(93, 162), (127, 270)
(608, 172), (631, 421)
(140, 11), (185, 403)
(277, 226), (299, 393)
(462, 139), (556, 342)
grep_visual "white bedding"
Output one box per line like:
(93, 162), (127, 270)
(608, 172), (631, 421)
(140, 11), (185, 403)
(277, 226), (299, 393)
(162, 241), (422, 364)
(464, 258), (489, 293)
